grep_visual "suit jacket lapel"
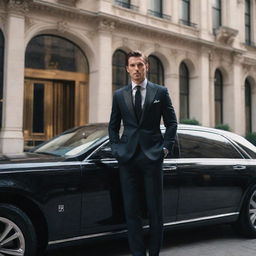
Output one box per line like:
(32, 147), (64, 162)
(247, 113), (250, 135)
(139, 82), (158, 125)
(123, 85), (137, 121)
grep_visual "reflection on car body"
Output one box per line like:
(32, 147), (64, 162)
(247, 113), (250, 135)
(0, 124), (256, 256)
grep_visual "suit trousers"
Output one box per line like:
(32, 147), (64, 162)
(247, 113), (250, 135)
(119, 147), (163, 256)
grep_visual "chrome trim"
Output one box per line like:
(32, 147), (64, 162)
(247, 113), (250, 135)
(163, 212), (239, 226)
(48, 212), (239, 245)
(0, 162), (81, 173)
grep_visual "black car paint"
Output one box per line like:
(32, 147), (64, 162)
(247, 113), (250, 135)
(0, 125), (256, 250)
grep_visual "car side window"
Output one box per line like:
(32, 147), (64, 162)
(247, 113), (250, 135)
(165, 135), (180, 159)
(91, 141), (113, 159)
(178, 130), (243, 159)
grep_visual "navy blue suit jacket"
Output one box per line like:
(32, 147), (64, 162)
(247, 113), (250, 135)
(108, 81), (177, 163)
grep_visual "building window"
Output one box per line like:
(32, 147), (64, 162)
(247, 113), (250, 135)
(245, 0), (251, 45)
(115, 0), (138, 10)
(179, 62), (189, 120)
(180, 0), (190, 26)
(112, 50), (128, 91)
(245, 79), (252, 133)
(0, 30), (4, 129)
(212, 0), (221, 32)
(214, 69), (223, 125)
(25, 35), (88, 72)
(148, 55), (164, 85)
(148, 0), (163, 18)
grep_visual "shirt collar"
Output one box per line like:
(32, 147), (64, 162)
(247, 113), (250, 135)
(132, 78), (147, 90)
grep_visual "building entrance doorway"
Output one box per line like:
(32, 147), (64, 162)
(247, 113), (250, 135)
(24, 69), (88, 149)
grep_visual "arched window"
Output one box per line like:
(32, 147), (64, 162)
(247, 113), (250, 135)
(214, 69), (223, 125)
(112, 50), (128, 91)
(25, 35), (88, 72)
(0, 30), (4, 129)
(245, 0), (251, 45)
(212, 0), (221, 32)
(245, 79), (252, 133)
(148, 55), (164, 85)
(179, 62), (189, 120)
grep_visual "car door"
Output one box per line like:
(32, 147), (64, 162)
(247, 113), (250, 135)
(176, 129), (250, 221)
(80, 141), (126, 235)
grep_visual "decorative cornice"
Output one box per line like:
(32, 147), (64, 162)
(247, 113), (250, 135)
(6, 0), (32, 15)
(57, 0), (79, 7)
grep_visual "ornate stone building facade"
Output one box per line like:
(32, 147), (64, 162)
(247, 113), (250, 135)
(0, 0), (256, 153)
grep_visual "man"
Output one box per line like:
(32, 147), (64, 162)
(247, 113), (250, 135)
(108, 50), (177, 256)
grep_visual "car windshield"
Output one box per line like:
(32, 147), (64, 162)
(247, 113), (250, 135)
(32, 124), (108, 157)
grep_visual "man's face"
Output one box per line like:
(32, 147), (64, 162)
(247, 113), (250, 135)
(126, 56), (149, 84)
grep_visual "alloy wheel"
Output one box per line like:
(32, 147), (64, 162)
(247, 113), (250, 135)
(0, 217), (25, 256)
(249, 190), (256, 229)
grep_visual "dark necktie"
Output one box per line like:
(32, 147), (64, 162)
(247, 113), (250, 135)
(135, 86), (142, 120)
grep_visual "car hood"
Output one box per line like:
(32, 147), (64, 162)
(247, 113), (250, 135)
(0, 152), (65, 165)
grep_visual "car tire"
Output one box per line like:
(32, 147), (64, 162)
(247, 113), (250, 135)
(0, 204), (37, 256)
(237, 186), (256, 238)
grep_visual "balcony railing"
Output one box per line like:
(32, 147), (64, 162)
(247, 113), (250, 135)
(147, 9), (171, 20)
(179, 19), (197, 28)
(115, 0), (138, 11)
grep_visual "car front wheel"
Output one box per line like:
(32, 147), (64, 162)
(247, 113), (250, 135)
(238, 186), (256, 238)
(0, 204), (37, 256)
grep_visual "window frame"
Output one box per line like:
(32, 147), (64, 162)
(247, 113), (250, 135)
(212, 0), (222, 33)
(245, 78), (252, 133)
(179, 62), (189, 120)
(112, 49), (129, 91)
(0, 30), (4, 129)
(148, 55), (164, 85)
(245, 0), (252, 45)
(214, 69), (223, 125)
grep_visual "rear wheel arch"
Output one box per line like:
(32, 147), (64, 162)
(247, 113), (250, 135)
(237, 183), (256, 237)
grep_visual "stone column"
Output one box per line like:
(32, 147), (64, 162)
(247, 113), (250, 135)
(167, 50), (179, 119)
(190, 47), (210, 126)
(88, 19), (113, 123)
(0, 1), (27, 153)
(171, 0), (179, 24)
(199, 47), (211, 126)
(230, 54), (244, 135)
(199, 0), (211, 41)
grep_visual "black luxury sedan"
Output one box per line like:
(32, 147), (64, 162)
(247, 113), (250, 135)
(1, 124), (256, 256)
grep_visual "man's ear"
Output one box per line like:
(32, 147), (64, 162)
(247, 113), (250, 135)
(146, 63), (149, 72)
(126, 66), (129, 73)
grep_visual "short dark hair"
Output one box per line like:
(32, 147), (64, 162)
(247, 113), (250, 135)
(126, 50), (148, 66)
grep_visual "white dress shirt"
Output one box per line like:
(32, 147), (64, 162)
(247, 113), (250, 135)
(131, 78), (147, 108)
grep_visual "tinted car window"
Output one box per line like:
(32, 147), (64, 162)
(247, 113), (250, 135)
(179, 130), (243, 159)
(91, 141), (114, 159)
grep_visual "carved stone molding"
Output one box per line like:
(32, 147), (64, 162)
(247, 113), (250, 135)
(57, 0), (79, 7)
(7, 0), (32, 15)
(232, 53), (244, 65)
(0, 14), (7, 28)
(215, 26), (238, 45)
(98, 19), (115, 32)
(57, 20), (69, 33)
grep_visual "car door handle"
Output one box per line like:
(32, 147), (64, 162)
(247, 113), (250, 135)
(163, 166), (177, 172)
(233, 165), (246, 170)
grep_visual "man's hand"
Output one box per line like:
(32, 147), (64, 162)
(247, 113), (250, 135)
(163, 147), (169, 158)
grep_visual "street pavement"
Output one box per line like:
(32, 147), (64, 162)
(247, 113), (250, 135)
(45, 224), (256, 256)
